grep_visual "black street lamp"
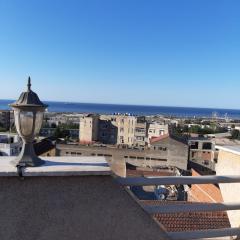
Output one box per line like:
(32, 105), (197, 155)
(10, 77), (48, 167)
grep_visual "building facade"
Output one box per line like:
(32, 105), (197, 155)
(134, 117), (148, 147)
(0, 110), (11, 130)
(98, 118), (118, 145)
(79, 114), (99, 144)
(149, 134), (188, 170)
(0, 133), (21, 156)
(148, 122), (169, 144)
(188, 137), (216, 170)
(114, 115), (136, 146)
(215, 145), (240, 229)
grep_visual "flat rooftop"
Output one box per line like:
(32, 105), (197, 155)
(216, 145), (240, 156)
(0, 156), (111, 177)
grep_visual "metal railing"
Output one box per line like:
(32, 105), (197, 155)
(116, 175), (240, 240)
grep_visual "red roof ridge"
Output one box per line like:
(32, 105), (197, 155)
(150, 134), (170, 144)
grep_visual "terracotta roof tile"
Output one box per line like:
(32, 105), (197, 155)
(141, 200), (230, 232)
(126, 169), (175, 177)
(150, 134), (170, 144)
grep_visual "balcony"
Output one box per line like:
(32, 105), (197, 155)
(0, 155), (240, 240)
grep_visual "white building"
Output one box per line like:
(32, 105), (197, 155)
(0, 133), (21, 156)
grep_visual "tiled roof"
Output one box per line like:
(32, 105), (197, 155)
(141, 201), (230, 232)
(150, 134), (170, 144)
(127, 169), (175, 177)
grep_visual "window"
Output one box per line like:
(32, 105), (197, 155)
(151, 158), (167, 161)
(190, 142), (198, 149)
(104, 154), (112, 157)
(202, 142), (212, 150)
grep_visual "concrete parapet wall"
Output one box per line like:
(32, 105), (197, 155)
(216, 148), (240, 228)
(0, 175), (168, 240)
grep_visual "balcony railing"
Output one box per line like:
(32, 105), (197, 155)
(116, 175), (240, 240)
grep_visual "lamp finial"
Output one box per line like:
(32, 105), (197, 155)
(27, 76), (31, 91)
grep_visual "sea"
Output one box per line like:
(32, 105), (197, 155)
(1, 99), (240, 119)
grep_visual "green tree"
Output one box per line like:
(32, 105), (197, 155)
(231, 129), (240, 139)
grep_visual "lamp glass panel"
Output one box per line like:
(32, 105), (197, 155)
(34, 112), (44, 135)
(20, 111), (34, 136)
(13, 109), (21, 134)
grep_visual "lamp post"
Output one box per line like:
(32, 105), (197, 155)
(10, 77), (48, 167)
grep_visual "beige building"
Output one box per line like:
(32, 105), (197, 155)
(215, 145), (240, 229)
(111, 115), (136, 146)
(79, 114), (99, 144)
(134, 121), (148, 147)
(188, 137), (216, 170)
(79, 114), (137, 146)
(148, 122), (168, 144)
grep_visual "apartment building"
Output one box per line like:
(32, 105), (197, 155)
(188, 137), (216, 170)
(79, 114), (99, 144)
(0, 133), (21, 156)
(114, 115), (136, 146)
(134, 116), (148, 147)
(45, 112), (82, 126)
(98, 118), (118, 145)
(0, 110), (11, 130)
(79, 114), (170, 147)
(148, 122), (169, 144)
(79, 114), (137, 147)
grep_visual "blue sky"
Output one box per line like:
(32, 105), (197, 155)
(0, 0), (239, 109)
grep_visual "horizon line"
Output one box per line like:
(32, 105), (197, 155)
(0, 98), (240, 111)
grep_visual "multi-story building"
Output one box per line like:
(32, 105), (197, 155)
(188, 137), (216, 170)
(0, 133), (21, 156)
(0, 110), (11, 130)
(98, 118), (118, 145)
(45, 112), (82, 127)
(148, 122), (169, 144)
(79, 114), (99, 144)
(114, 115), (136, 146)
(134, 117), (148, 147)
(94, 114), (137, 147)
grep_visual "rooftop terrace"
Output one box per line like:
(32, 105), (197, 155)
(0, 156), (240, 240)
